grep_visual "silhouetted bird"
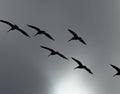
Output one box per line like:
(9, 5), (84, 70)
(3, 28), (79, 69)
(27, 24), (55, 41)
(110, 64), (120, 77)
(71, 57), (93, 74)
(68, 29), (87, 45)
(0, 20), (30, 38)
(40, 46), (68, 60)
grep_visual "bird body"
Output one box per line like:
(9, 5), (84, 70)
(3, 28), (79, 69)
(68, 29), (87, 45)
(27, 25), (55, 41)
(0, 20), (30, 38)
(40, 46), (68, 60)
(71, 57), (93, 74)
(110, 64), (120, 77)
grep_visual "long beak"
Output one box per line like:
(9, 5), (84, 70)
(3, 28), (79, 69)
(68, 38), (73, 42)
(74, 67), (78, 69)
(113, 74), (116, 77)
(7, 29), (12, 32)
(48, 54), (51, 57)
(34, 33), (38, 36)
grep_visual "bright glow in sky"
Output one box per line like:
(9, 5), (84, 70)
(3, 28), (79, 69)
(52, 74), (95, 94)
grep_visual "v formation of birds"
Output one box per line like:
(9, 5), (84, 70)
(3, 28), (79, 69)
(0, 20), (119, 77)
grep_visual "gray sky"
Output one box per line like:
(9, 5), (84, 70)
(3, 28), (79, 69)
(0, 0), (119, 94)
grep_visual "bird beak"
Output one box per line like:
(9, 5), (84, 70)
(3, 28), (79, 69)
(8, 29), (12, 32)
(68, 38), (72, 42)
(66, 58), (69, 60)
(74, 67), (78, 69)
(34, 33), (38, 36)
(113, 74), (116, 77)
(34, 32), (39, 36)
(48, 54), (51, 57)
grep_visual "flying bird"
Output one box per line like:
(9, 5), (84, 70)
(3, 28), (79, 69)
(27, 24), (55, 41)
(71, 57), (93, 74)
(0, 20), (30, 38)
(40, 46), (68, 60)
(68, 29), (87, 45)
(110, 64), (120, 77)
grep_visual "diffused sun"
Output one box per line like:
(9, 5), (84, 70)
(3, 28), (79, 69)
(53, 75), (94, 94)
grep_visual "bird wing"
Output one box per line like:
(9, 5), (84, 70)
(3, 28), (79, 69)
(79, 37), (87, 45)
(40, 46), (54, 52)
(68, 29), (78, 37)
(71, 57), (83, 66)
(43, 32), (55, 41)
(17, 28), (30, 38)
(84, 66), (93, 74)
(0, 20), (14, 27)
(27, 24), (40, 32)
(110, 64), (120, 72)
(57, 52), (68, 60)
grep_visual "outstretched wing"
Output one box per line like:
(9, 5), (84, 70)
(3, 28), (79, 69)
(27, 24), (40, 32)
(17, 28), (30, 38)
(57, 52), (68, 60)
(71, 57), (83, 66)
(43, 32), (55, 41)
(0, 20), (14, 27)
(40, 46), (54, 52)
(79, 37), (87, 45)
(110, 64), (120, 72)
(84, 66), (93, 74)
(68, 29), (78, 37)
